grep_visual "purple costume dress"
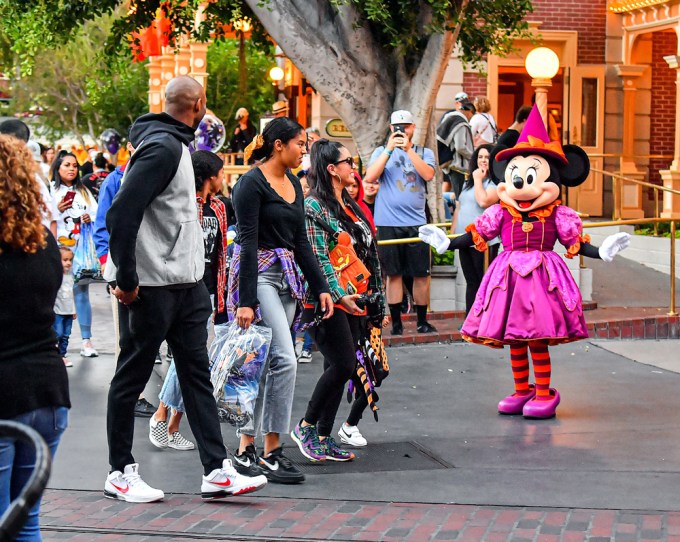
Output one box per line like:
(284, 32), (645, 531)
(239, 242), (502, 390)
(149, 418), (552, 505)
(460, 201), (589, 348)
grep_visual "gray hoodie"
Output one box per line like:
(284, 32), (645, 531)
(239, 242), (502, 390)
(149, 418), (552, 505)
(105, 113), (203, 290)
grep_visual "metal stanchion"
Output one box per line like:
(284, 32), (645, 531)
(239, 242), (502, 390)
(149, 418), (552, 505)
(670, 220), (677, 317)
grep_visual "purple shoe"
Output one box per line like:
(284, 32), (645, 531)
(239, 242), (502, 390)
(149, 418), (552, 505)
(291, 420), (326, 462)
(498, 385), (536, 415)
(522, 388), (560, 419)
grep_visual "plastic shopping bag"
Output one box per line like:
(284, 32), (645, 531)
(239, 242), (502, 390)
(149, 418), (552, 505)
(209, 321), (272, 431)
(72, 222), (102, 284)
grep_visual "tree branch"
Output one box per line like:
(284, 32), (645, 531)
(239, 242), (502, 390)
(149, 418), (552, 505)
(244, 0), (395, 160)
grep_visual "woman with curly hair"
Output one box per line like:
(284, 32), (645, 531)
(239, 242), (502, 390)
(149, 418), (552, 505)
(50, 150), (99, 357)
(0, 134), (70, 541)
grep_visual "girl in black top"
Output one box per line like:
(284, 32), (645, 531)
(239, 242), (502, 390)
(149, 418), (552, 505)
(228, 117), (332, 484)
(0, 134), (70, 540)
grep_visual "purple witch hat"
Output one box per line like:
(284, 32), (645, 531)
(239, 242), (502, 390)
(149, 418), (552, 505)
(496, 104), (567, 164)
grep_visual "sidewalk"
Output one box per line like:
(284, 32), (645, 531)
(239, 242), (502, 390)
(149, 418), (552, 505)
(44, 267), (680, 542)
(40, 490), (680, 541)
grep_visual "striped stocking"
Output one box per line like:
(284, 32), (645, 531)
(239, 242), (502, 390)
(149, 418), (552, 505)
(529, 342), (552, 400)
(510, 345), (531, 395)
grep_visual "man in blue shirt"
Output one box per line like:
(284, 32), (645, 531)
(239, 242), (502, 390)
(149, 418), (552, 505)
(364, 110), (437, 335)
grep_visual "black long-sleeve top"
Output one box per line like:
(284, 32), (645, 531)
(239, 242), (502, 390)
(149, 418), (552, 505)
(232, 168), (329, 308)
(0, 231), (70, 418)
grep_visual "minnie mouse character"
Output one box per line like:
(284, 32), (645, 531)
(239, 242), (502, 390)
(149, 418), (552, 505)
(419, 105), (630, 419)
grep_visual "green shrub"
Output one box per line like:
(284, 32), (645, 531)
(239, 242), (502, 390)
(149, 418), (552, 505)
(432, 248), (455, 266)
(633, 222), (680, 238)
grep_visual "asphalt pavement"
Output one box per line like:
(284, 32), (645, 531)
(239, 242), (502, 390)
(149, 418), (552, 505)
(49, 284), (680, 514)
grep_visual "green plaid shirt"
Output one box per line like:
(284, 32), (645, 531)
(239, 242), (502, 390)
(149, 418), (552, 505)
(304, 197), (383, 303)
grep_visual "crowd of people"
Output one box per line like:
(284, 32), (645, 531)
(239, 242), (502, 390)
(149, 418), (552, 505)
(1, 73), (604, 540)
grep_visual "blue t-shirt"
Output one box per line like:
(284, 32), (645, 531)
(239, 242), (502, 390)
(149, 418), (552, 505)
(371, 145), (436, 227)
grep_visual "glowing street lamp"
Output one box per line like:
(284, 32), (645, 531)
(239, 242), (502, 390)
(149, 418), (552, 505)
(269, 66), (284, 83)
(525, 47), (560, 129)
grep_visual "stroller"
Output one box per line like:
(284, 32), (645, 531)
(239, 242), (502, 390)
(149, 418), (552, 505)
(0, 421), (51, 542)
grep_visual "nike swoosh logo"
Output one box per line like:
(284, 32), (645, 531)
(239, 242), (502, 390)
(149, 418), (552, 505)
(110, 482), (129, 494)
(210, 478), (232, 487)
(234, 457), (251, 467)
(261, 460), (279, 471)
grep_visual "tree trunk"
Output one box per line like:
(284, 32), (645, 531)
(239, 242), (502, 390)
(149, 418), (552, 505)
(244, 0), (464, 222)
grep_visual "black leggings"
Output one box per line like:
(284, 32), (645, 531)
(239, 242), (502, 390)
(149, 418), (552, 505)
(458, 245), (499, 314)
(304, 310), (361, 437)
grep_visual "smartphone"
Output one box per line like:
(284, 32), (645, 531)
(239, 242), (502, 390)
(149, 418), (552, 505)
(393, 125), (405, 134)
(62, 191), (76, 207)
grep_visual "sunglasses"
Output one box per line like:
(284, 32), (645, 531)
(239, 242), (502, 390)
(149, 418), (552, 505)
(334, 157), (356, 168)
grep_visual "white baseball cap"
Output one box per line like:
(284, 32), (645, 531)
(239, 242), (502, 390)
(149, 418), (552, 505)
(390, 110), (414, 125)
(455, 91), (469, 102)
(26, 140), (42, 162)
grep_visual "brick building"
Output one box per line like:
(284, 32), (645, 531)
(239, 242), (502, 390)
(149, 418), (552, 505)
(437, 0), (679, 218)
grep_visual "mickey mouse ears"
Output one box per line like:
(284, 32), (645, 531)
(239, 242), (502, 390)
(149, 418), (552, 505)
(495, 104), (567, 164)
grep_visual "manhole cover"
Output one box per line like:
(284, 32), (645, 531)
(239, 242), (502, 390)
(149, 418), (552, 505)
(285, 441), (453, 475)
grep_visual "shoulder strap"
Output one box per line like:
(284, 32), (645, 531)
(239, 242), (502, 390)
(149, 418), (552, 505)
(305, 205), (338, 241)
(306, 212), (336, 236)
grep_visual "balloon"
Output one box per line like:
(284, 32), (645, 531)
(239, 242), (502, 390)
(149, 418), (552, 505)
(194, 114), (226, 153)
(100, 129), (122, 155)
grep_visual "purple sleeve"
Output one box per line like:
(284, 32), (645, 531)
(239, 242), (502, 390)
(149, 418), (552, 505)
(473, 204), (504, 240)
(554, 205), (583, 248)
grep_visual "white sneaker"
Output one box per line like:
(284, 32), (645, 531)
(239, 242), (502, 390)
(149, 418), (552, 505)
(149, 416), (168, 449)
(201, 458), (267, 500)
(104, 463), (164, 503)
(338, 424), (367, 447)
(297, 350), (312, 363)
(168, 431), (195, 451)
(80, 339), (98, 357)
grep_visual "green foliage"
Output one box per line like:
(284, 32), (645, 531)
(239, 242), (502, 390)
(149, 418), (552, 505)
(634, 222), (680, 239)
(432, 247), (455, 266)
(1, 1), (532, 73)
(340, 0), (533, 72)
(206, 38), (275, 136)
(8, 14), (148, 142)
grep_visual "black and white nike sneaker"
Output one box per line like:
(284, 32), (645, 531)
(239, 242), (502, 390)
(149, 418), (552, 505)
(257, 446), (305, 484)
(232, 444), (264, 477)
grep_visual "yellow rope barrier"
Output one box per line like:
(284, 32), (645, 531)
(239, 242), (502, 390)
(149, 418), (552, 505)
(377, 218), (678, 316)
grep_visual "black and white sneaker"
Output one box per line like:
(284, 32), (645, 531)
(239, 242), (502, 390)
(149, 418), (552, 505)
(257, 447), (305, 484)
(233, 444), (264, 477)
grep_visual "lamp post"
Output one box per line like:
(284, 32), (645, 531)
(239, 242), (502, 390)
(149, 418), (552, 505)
(233, 18), (252, 95)
(525, 47), (560, 129)
(269, 66), (284, 102)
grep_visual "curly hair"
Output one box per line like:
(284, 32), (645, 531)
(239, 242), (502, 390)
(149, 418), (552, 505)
(0, 135), (47, 254)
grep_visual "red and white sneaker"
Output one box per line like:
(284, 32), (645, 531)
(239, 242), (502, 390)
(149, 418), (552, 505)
(104, 463), (164, 503)
(201, 458), (267, 500)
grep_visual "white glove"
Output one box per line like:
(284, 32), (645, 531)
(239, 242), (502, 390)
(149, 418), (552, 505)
(598, 232), (631, 262)
(418, 225), (450, 255)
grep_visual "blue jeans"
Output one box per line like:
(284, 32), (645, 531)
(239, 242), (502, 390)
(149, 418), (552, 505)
(302, 331), (313, 351)
(158, 295), (215, 413)
(159, 361), (185, 413)
(291, 330), (313, 351)
(73, 282), (91, 339)
(0, 407), (69, 542)
(443, 192), (456, 220)
(240, 263), (297, 437)
(53, 315), (73, 356)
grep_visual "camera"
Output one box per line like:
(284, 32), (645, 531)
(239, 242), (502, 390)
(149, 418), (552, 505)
(393, 124), (405, 134)
(355, 292), (385, 326)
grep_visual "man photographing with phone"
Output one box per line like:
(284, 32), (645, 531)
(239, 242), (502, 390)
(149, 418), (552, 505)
(363, 110), (437, 336)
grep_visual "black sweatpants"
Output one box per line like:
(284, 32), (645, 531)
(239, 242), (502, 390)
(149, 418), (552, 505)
(458, 245), (499, 314)
(107, 282), (226, 475)
(304, 310), (361, 437)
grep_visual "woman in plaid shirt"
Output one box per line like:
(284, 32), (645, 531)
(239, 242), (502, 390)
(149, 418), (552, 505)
(291, 140), (384, 463)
